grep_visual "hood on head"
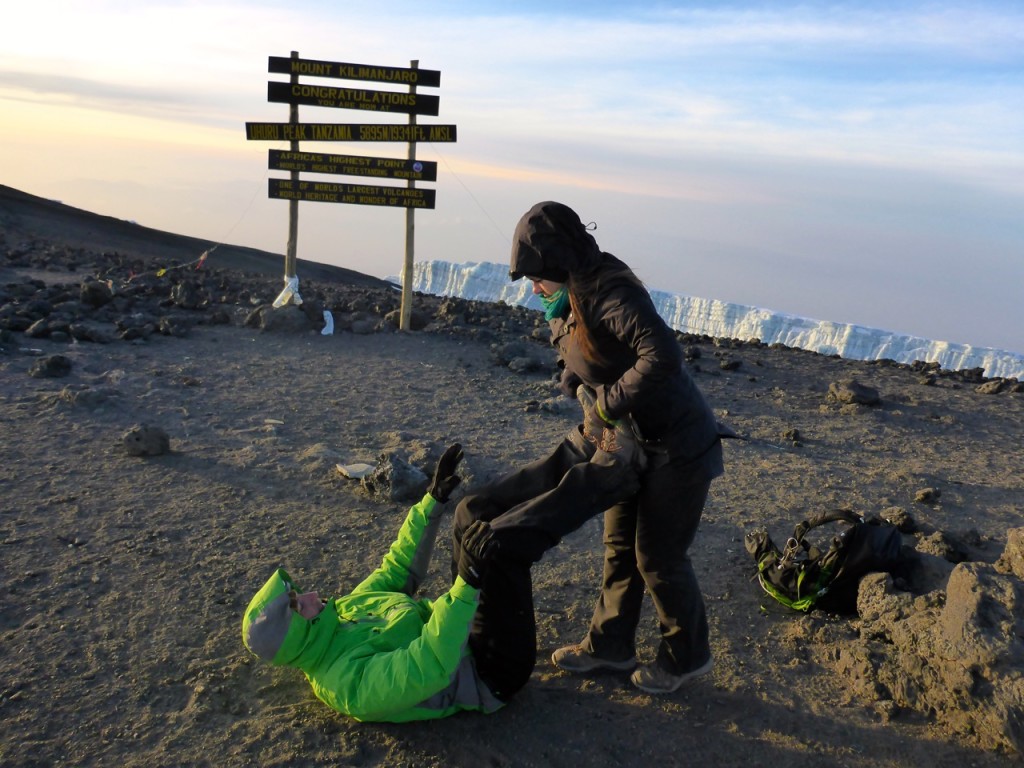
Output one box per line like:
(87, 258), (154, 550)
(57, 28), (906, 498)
(242, 568), (330, 667)
(509, 201), (601, 282)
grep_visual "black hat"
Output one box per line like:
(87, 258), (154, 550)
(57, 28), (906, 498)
(509, 201), (597, 282)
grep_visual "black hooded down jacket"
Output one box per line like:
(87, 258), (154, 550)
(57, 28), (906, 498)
(511, 201), (724, 481)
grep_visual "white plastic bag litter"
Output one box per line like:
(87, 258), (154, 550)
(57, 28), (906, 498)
(272, 275), (302, 307)
(336, 463), (375, 479)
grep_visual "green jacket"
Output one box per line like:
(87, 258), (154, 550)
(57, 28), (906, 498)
(242, 493), (503, 722)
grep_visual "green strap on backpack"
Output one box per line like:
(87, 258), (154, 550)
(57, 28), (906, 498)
(745, 509), (905, 613)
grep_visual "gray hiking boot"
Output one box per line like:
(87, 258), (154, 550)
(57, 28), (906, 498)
(551, 644), (637, 673)
(630, 657), (713, 694)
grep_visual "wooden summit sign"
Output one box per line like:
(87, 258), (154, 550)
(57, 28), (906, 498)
(247, 50), (454, 328)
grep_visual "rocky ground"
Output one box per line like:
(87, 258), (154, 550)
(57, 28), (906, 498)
(1, 187), (1022, 767)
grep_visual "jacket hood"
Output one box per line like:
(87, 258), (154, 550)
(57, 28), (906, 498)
(242, 568), (335, 668)
(509, 201), (602, 282)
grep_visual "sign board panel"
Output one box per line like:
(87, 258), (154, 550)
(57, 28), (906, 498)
(246, 122), (456, 143)
(269, 178), (436, 209)
(267, 81), (440, 116)
(268, 56), (441, 88)
(268, 150), (437, 181)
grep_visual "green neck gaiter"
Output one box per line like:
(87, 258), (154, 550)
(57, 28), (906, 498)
(541, 286), (570, 320)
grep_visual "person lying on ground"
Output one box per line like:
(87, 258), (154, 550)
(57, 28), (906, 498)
(241, 435), (641, 722)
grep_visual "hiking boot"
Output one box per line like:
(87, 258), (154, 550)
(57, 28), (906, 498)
(630, 657), (713, 694)
(551, 644), (637, 673)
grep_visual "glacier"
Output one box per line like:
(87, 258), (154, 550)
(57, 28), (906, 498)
(392, 260), (1024, 381)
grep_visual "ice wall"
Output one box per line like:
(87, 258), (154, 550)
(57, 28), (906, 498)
(395, 260), (1024, 381)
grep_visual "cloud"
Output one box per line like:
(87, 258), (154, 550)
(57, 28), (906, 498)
(1, 1), (1022, 352)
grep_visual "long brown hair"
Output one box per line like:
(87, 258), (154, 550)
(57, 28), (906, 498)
(567, 262), (645, 365)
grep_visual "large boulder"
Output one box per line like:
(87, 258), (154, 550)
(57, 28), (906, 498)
(842, 530), (1024, 754)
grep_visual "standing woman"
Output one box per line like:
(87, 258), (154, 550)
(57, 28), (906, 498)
(509, 201), (727, 693)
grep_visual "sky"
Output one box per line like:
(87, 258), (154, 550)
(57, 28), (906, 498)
(1, 1), (1022, 353)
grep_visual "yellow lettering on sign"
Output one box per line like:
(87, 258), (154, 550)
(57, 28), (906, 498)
(280, 152), (324, 162)
(311, 125), (353, 140)
(292, 61), (332, 76)
(336, 65), (418, 83)
(374, 92), (414, 106)
(249, 124), (281, 140)
(428, 126), (451, 141)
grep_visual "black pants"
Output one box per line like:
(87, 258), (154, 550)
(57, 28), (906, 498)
(581, 459), (715, 674)
(452, 438), (634, 700)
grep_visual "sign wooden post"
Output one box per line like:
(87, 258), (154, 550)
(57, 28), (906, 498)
(401, 60), (419, 331)
(245, 52), (456, 325)
(284, 51), (300, 290)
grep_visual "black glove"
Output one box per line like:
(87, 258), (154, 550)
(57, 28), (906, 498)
(559, 366), (583, 398)
(457, 520), (497, 589)
(428, 443), (464, 503)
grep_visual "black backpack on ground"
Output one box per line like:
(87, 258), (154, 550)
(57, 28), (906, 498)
(745, 509), (906, 613)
